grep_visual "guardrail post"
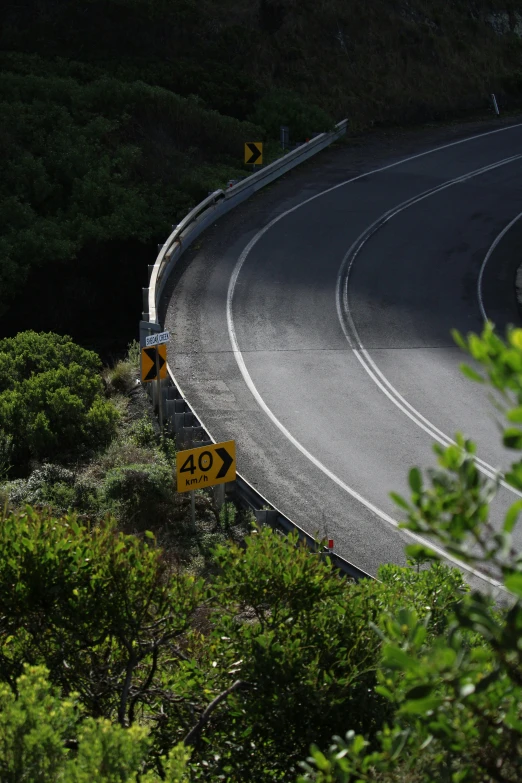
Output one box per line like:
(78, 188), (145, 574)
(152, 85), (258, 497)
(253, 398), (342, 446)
(254, 509), (279, 527)
(166, 399), (176, 433)
(214, 483), (226, 510)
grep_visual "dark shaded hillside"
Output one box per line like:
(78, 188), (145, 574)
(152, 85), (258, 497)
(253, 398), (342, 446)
(4, 1), (522, 126)
(1, 0), (522, 352)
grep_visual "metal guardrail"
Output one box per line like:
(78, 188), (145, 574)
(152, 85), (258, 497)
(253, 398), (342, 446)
(144, 120), (348, 323)
(140, 117), (373, 581)
(146, 190), (225, 323)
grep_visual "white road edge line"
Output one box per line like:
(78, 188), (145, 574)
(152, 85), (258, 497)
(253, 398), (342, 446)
(226, 123), (522, 589)
(336, 153), (522, 499)
(477, 211), (522, 322)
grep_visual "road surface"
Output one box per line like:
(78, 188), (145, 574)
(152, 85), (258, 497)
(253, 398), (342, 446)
(163, 118), (522, 589)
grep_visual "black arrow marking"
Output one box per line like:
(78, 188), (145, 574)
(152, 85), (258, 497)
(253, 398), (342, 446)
(215, 447), (234, 478)
(143, 347), (157, 381)
(158, 349), (166, 374)
(245, 142), (261, 165)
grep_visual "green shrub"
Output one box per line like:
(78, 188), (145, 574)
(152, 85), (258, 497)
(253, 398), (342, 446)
(0, 60), (264, 315)
(173, 528), (462, 782)
(3, 463), (102, 515)
(248, 89), (335, 143)
(0, 665), (191, 782)
(0, 331), (119, 472)
(95, 436), (160, 476)
(126, 339), (141, 371)
(101, 461), (175, 528)
(0, 506), (202, 725)
(104, 360), (137, 396)
(128, 417), (157, 448)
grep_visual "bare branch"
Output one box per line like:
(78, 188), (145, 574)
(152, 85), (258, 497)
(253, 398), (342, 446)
(117, 653), (137, 726)
(128, 647), (159, 725)
(183, 680), (251, 746)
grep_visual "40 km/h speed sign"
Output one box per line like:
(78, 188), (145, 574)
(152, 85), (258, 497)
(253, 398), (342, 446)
(176, 440), (236, 492)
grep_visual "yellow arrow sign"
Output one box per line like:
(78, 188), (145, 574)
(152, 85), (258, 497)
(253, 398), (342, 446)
(141, 344), (167, 383)
(176, 440), (236, 492)
(244, 141), (263, 165)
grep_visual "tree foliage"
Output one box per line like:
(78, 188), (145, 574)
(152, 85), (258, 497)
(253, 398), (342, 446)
(0, 56), (263, 316)
(248, 88), (335, 142)
(0, 502), (464, 782)
(0, 506), (203, 727)
(0, 331), (118, 470)
(0, 665), (190, 783)
(154, 529), (464, 781)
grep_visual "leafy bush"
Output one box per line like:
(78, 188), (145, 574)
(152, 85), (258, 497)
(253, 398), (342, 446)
(101, 461), (175, 528)
(128, 417), (157, 448)
(3, 462), (100, 515)
(0, 59), (264, 315)
(0, 506), (202, 726)
(0, 331), (118, 471)
(248, 89), (335, 143)
(0, 665), (190, 782)
(161, 528), (463, 782)
(0, 504), (467, 781)
(126, 339), (142, 371)
(5, 462), (74, 503)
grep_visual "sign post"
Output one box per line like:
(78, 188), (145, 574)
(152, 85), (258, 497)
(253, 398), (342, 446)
(177, 440), (236, 530)
(191, 489), (196, 530)
(156, 349), (163, 433)
(143, 331), (170, 432)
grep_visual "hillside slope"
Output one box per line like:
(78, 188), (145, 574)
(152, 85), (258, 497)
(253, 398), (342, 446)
(3, 1), (522, 127)
(1, 1), (522, 348)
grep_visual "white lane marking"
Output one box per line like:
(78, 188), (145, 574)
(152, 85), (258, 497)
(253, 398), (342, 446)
(478, 212), (522, 321)
(336, 153), (522, 498)
(226, 130), (522, 588)
(227, 248), (502, 588)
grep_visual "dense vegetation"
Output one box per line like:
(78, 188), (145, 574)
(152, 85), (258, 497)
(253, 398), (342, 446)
(0, 508), (465, 781)
(2, 1), (522, 778)
(0, 323), (521, 781)
(0, 333), (238, 569)
(2, 1), (522, 344)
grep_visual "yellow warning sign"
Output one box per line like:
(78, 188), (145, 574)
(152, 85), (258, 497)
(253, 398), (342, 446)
(176, 440), (236, 492)
(244, 142), (263, 165)
(141, 344), (167, 383)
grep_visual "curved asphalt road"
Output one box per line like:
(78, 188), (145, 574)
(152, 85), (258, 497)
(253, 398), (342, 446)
(163, 118), (522, 589)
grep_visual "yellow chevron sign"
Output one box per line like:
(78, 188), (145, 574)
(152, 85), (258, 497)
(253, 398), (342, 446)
(141, 344), (167, 383)
(244, 142), (263, 165)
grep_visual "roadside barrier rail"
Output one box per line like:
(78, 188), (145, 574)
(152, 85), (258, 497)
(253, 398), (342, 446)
(143, 120), (348, 323)
(140, 117), (373, 581)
